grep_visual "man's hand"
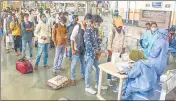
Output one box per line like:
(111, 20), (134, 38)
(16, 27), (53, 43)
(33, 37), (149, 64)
(72, 49), (77, 54)
(41, 36), (47, 40)
(96, 51), (102, 60)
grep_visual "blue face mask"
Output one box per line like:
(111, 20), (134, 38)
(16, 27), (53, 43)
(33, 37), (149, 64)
(94, 25), (99, 29)
(42, 17), (47, 23)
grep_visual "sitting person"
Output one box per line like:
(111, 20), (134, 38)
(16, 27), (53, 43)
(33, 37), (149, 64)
(121, 28), (169, 100)
(166, 27), (176, 62)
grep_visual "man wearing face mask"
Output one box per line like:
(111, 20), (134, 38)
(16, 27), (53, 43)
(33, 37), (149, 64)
(52, 16), (67, 75)
(167, 27), (176, 62)
(34, 14), (51, 70)
(84, 14), (107, 95)
(4, 12), (14, 53)
(70, 15), (85, 86)
(106, 25), (126, 87)
(10, 14), (22, 56)
(21, 13), (34, 59)
(112, 10), (123, 28)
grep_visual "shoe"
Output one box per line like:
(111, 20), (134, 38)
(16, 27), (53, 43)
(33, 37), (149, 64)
(34, 67), (38, 71)
(85, 87), (97, 95)
(59, 68), (65, 71)
(52, 72), (57, 76)
(113, 86), (119, 93)
(43, 65), (50, 69)
(71, 80), (76, 86)
(95, 85), (108, 90)
(108, 79), (113, 87)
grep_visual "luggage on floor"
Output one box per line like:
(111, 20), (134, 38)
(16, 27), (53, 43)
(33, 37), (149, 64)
(47, 75), (69, 90)
(16, 58), (33, 74)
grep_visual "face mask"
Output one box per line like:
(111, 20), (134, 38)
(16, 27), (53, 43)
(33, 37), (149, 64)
(86, 21), (91, 26)
(116, 28), (122, 33)
(151, 28), (157, 32)
(42, 17), (47, 23)
(8, 15), (11, 18)
(94, 25), (99, 29)
(60, 22), (65, 26)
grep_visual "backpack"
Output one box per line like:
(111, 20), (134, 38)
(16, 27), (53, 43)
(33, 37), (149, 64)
(75, 23), (85, 55)
(67, 23), (77, 46)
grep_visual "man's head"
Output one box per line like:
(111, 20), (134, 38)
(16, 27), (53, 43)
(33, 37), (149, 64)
(91, 15), (103, 28)
(40, 14), (47, 23)
(72, 15), (79, 23)
(60, 16), (67, 25)
(59, 12), (64, 17)
(84, 13), (93, 26)
(114, 10), (119, 16)
(24, 13), (29, 22)
(151, 22), (158, 33)
(12, 14), (16, 21)
(169, 27), (175, 36)
(146, 23), (151, 30)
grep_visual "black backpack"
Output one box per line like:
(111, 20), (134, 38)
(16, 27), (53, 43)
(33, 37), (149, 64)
(67, 23), (77, 46)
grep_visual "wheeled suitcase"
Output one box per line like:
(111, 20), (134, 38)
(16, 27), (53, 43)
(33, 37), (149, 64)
(16, 58), (33, 74)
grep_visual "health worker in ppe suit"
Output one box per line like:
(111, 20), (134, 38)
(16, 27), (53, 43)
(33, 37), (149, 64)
(121, 28), (169, 100)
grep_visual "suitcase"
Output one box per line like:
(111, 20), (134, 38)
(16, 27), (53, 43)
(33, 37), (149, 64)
(16, 58), (33, 74)
(47, 75), (69, 90)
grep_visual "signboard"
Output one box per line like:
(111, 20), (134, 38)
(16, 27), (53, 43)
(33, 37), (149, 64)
(138, 10), (172, 28)
(152, 2), (162, 8)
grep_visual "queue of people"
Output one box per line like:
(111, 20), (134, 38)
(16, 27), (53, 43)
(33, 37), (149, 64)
(0, 7), (176, 100)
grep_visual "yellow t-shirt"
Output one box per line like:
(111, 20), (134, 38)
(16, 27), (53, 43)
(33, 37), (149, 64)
(112, 16), (123, 27)
(10, 20), (21, 36)
(98, 27), (102, 39)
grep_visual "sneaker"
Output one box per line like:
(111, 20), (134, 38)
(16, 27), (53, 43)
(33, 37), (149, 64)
(71, 80), (76, 86)
(34, 67), (38, 71)
(95, 85), (108, 90)
(113, 86), (119, 93)
(108, 79), (113, 87)
(85, 87), (97, 95)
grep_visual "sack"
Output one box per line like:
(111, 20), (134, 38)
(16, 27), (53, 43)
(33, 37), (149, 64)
(47, 75), (69, 90)
(16, 58), (33, 74)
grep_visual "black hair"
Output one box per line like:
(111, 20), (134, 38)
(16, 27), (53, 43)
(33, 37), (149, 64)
(60, 16), (67, 23)
(24, 13), (29, 17)
(146, 23), (150, 26)
(169, 27), (175, 32)
(64, 12), (69, 16)
(92, 15), (103, 23)
(84, 13), (92, 20)
(72, 15), (78, 19)
(151, 22), (158, 27)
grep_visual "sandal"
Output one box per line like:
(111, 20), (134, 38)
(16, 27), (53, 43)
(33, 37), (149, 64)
(34, 67), (38, 71)
(43, 65), (50, 69)
(59, 68), (65, 71)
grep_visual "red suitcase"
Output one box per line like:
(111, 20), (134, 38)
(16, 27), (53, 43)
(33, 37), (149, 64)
(16, 58), (33, 74)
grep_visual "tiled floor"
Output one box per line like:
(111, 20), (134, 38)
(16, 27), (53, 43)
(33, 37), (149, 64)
(1, 45), (176, 100)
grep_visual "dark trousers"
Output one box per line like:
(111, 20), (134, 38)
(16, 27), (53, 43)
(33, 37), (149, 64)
(13, 35), (22, 53)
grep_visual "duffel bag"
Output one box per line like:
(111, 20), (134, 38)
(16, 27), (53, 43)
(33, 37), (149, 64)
(47, 75), (69, 90)
(16, 58), (33, 74)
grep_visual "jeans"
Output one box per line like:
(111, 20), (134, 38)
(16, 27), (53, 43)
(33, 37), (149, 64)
(22, 40), (33, 58)
(69, 47), (72, 58)
(85, 56), (99, 88)
(35, 43), (49, 67)
(53, 45), (65, 72)
(13, 35), (22, 53)
(107, 56), (112, 79)
(70, 54), (85, 80)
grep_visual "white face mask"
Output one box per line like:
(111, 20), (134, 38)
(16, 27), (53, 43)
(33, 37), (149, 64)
(151, 28), (157, 32)
(60, 22), (65, 26)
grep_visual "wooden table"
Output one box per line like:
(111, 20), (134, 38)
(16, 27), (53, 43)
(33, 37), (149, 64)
(97, 62), (128, 100)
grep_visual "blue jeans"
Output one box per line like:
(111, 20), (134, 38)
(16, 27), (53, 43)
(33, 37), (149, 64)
(70, 54), (85, 80)
(69, 47), (72, 58)
(85, 56), (99, 88)
(53, 45), (65, 72)
(107, 56), (112, 79)
(35, 43), (49, 67)
(22, 40), (32, 58)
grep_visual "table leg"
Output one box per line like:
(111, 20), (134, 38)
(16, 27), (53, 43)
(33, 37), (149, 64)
(118, 78), (124, 100)
(97, 69), (103, 95)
